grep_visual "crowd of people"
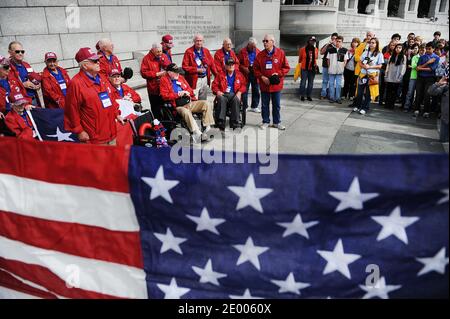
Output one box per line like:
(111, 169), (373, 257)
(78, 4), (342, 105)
(0, 33), (290, 145)
(298, 30), (449, 123)
(0, 29), (448, 145)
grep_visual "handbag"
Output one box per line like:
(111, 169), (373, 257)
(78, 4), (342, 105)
(175, 96), (191, 107)
(368, 73), (379, 86)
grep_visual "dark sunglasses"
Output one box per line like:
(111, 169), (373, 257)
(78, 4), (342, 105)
(263, 40), (270, 43)
(89, 59), (100, 64)
(15, 50), (25, 54)
(1, 65), (10, 70)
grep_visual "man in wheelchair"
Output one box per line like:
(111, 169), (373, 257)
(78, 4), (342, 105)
(211, 58), (247, 131)
(160, 63), (215, 143)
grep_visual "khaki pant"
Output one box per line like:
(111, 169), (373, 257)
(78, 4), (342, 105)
(194, 77), (208, 101)
(176, 101), (215, 133)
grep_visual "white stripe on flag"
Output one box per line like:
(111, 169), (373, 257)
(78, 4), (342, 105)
(0, 286), (41, 299)
(0, 236), (148, 299)
(0, 173), (139, 232)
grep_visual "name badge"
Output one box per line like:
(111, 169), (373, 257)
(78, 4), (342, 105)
(265, 61), (273, 70)
(195, 57), (202, 67)
(99, 92), (112, 108)
(59, 82), (67, 90)
(5, 96), (9, 103)
(226, 86), (231, 93)
(176, 81), (181, 86)
(26, 68), (34, 73)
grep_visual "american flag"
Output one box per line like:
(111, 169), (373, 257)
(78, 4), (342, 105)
(29, 108), (78, 143)
(0, 138), (448, 299)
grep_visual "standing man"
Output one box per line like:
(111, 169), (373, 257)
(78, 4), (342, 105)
(97, 38), (123, 80)
(298, 36), (319, 102)
(238, 37), (261, 112)
(253, 34), (290, 130)
(319, 32), (338, 100)
(8, 41), (42, 106)
(182, 34), (217, 101)
(41, 52), (71, 109)
(327, 36), (348, 104)
(214, 38), (240, 75)
(64, 47), (124, 145)
(140, 43), (169, 120)
(161, 34), (174, 66)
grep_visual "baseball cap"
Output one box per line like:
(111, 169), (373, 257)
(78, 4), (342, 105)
(44, 52), (58, 62)
(10, 93), (28, 105)
(0, 55), (10, 67)
(309, 36), (317, 42)
(75, 47), (99, 63)
(162, 35), (174, 44)
(109, 68), (121, 77)
(166, 63), (181, 73)
(225, 58), (236, 65)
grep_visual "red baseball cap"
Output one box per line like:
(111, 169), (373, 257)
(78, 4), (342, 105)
(0, 55), (10, 67)
(109, 68), (121, 77)
(162, 35), (174, 44)
(10, 93), (28, 105)
(75, 47), (99, 63)
(44, 52), (57, 61)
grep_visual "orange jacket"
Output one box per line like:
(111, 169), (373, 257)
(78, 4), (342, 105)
(298, 46), (319, 71)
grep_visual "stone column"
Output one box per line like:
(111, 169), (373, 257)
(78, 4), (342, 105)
(367, 0), (379, 14)
(428, 0), (440, 18)
(346, 0), (357, 14)
(397, 0), (409, 18)
(405, 0), (419, 20)
(378, 0), (388, 18)
(435, 0), (449, 23)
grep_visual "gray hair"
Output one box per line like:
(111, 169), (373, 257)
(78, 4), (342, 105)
(248, 37), (257, 45)
(98, 38), (112, 50)
(264, 34), (276, 43)
(151, 43), (162, 50)
(193, 34), (204, 42)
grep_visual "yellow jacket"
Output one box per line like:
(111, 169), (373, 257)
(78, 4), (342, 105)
(354, 41), (368, 76)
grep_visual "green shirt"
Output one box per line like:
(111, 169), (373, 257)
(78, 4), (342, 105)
(410, 55), (420, 80)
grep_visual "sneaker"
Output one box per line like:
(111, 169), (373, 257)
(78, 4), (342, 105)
(336, 99), (342, 104)
(319, 96), (326, 100)
(192, 131), (202, 144)
(359, 109), (367, 115)
(413, 110), (420, 118)
(259, 123), (269, 130)
(271, 123), (286, 130)
(307, 97), (313, 102)
(353, 107), (360, 112)
(423, 112), (430, 118)
(301, 96), (305, 101)
(329, 100), (335, 104)
(249, 107), (261, 113)
(201, 132), (211, 142)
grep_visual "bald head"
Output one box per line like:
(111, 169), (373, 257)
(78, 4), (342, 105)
(98, 38), (114, 55)
(194, 34), (204, 50)
(223, 38), (232, 52)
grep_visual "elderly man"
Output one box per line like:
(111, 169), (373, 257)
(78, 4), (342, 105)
(214, 38), (240, 75)
(253, 34), (290, 130)
(182, 34), (217, 101)
(108, 68), (141, 104)
(212, 58), (247, 131)
(41, 52), (71, 109)
(4, 93), (36, 139)
(140, 43), (169, 120)
(238, 37), (261, 113)
(161, 34), (174, 65)
(97, 38), (123, 79)
(160, 63), (215, 143)
(8, 41), (42, 106)
(64, 47), (124, 145)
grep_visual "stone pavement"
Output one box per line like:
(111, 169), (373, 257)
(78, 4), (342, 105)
(135, 86), (447, 155)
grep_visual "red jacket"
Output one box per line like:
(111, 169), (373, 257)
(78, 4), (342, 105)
(160, 74), (196, 108)
(5, 108), (35, 140)
(162, 49), (173, 68)
(253, 47), (290, 93)
(298, 46), (319, 71)
(64, 71), (119, 144)
(41, 67), (71, 109)
(182, 46), (217, 89)
(140, 51), (169, 95)
(8, 60), (40, 102)
(0, 73), (32, 114)
(214, 48), (240, 75)
(109, 83), (141, 104)
(98, 52), (122, 79)
(238, 47), (261, 76)
(211, 71), (247, 95)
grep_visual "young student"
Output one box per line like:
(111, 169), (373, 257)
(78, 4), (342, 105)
(327, 36), (348, 104)
(403, 44), (422, 112)
(384, 43), (406, 109)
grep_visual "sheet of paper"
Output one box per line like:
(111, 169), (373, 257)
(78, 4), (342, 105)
(117, 99), (136, 119)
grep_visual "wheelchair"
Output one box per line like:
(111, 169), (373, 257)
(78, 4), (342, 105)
(128, 109), (173, 147)
(213, 95), (247, 131)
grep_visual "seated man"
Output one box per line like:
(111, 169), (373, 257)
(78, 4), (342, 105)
(5, 93), (36, 139)
(1, 55), (31, 116)
(211, 58), (247, 130)
(160, 63), (215, 143)
(108, 68), (141, 105)
(41, 52), (71, 108)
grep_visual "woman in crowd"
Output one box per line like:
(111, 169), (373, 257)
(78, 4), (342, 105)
(384, 43), (407, 109)
(379, 40), (397, 106)
(342, 37), (360, 101)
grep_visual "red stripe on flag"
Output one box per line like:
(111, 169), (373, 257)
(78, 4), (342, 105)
(0, 137), (130, 193)
(0, 210), (143, 269)
(0, 258), (122, 299)
(0, 269), (57, 299)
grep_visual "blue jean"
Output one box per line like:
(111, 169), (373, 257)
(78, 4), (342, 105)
(261, 91), (281, 124)
(242, 72), (260, 109)
(355, 81), (371, 111)
(328, 73), (343, 101)
(321, 67), (329, 98)
(404, 79), (416, 110)
(299, 69), (316, 97)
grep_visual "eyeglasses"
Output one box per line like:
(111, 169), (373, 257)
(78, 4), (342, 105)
(89, 59), (100, 64)
(263, 40), (270, 43)
(14, 50), (25, 54)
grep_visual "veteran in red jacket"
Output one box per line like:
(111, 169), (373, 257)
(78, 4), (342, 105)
(214, 38), (240, 76)
(97, 38), (123, 80)
(182, 34), (217, 101)
(238, 37), (261, 112)
(211, 58), (247, 130)
(253, 34), (290, 130)
(108, 68), (141, 104)
(41, 52), (71, 109)
(5, 93), (36, 140)
(64, 48), (124, 145)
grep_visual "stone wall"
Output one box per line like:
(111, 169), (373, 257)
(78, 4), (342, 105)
(0, 0), (236, 72)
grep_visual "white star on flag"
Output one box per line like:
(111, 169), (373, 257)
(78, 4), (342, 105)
(277, 214), (319, 239)
(416, 247), (449, 276)
(154, 228), (187, 255)
(233, 237), (269, 271)
(371, 206), (419, 244)
(359, 277), (401, 299)
(47, 126), (74, 142)
(229, 289), (263, 299)
(192, 259), (227, 286)
(187, 208), (225, 235)
(141, 166), (179, 204)
(328, 177), (379, 212)
(317, 239), (361, 279)
(157, 278), (190, 299)
(228, 174), (273, 213)
(437, 189), (449, 205)
(270, 272), (310, 295)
